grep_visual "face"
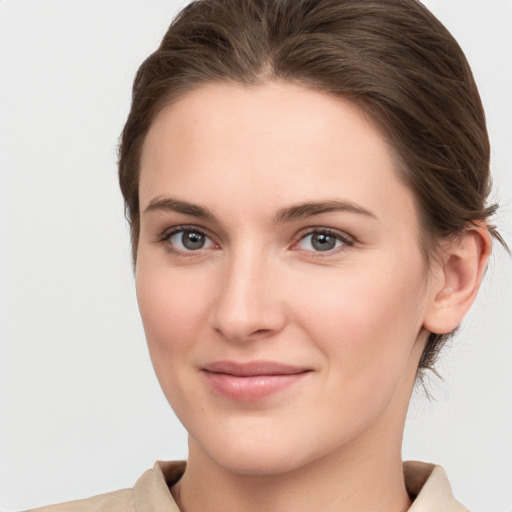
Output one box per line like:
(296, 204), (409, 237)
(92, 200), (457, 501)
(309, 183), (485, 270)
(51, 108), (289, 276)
(136, 82), (434, 475)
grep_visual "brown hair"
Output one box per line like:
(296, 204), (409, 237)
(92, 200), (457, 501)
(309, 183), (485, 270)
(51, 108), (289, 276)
(118, 0), (505, 375)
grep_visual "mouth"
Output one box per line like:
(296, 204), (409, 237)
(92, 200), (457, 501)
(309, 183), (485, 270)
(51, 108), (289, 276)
(201, 360), (312, 401)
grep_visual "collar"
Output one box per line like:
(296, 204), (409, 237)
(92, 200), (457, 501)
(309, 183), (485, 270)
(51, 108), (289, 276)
(404, 461), (469, 511)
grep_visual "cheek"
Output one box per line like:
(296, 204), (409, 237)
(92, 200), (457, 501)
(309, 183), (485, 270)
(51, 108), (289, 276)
(135, 263), (213, 367)
(135, 262), (220, 420)
(289, 256), (428, 383)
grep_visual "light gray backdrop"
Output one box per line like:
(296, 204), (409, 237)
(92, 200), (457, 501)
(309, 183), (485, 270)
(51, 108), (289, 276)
(0, 1), (511, 511)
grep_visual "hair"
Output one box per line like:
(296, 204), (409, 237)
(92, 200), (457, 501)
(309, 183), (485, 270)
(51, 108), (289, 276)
(118, 0), (505, 376)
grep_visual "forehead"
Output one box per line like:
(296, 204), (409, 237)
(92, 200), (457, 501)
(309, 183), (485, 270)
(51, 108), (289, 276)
(139, 81), (417, 226)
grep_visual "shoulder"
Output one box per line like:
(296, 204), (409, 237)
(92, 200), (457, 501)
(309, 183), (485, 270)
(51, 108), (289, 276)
(26, 489), (135, 512)
(26, 461), (185, 512)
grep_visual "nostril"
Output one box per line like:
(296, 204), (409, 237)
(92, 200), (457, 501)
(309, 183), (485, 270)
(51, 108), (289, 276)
(214, 325), (276, 342)
(252, 329), (273, 336)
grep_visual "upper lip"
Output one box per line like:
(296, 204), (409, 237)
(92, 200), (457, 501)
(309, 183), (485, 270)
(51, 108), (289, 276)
(202, 360), (311, 376)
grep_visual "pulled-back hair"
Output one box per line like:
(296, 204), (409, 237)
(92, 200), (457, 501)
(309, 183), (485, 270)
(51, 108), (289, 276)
(118, 0), (504, 375)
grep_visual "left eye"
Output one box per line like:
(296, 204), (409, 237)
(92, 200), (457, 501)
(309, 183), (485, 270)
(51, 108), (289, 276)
(296, 231), (349, 252)
(168, 229), (216, 251)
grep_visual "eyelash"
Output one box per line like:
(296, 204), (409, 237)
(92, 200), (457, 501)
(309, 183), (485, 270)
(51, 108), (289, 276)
(292, 228), (354, 256)
(156, 225), (218, 256)
(155, 225), (354, 257)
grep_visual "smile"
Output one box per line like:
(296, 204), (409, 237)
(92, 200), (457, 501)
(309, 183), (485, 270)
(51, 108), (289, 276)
(201, 361), (311, 401)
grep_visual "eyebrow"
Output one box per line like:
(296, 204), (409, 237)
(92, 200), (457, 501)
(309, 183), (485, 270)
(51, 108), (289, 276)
(143, 197), (377, 223)
(143, 197), (215, 220)
(273, 200), (377, 223)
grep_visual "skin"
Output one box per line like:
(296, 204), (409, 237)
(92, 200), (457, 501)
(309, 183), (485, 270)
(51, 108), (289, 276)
(135, 81), (490, 512)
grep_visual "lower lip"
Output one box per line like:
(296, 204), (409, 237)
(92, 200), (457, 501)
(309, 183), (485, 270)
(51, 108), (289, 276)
(203, 371), (309, 401)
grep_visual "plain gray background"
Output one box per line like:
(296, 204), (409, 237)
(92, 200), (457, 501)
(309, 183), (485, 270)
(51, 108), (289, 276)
(0, 1), (511, 511)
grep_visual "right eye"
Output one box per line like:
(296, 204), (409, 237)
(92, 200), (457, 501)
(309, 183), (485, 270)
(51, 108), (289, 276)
(163, 228), (217, 253)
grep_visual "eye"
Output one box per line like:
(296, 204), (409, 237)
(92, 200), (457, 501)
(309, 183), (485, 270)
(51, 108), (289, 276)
(295, 229), (352, 253)
(164, 228), (216, 252)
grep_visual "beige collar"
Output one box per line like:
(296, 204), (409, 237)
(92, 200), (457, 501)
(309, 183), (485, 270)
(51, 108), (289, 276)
(404, 461), (469, 511)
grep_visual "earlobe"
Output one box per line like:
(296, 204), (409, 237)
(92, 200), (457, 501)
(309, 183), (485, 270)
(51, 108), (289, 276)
(423, 224), (492, 335)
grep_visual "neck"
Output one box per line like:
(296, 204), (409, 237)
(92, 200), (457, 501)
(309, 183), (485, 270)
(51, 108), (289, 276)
(173, 429), (411, 512)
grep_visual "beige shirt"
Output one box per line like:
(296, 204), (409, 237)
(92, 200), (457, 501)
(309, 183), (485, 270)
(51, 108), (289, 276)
(29, 460), (469, 512)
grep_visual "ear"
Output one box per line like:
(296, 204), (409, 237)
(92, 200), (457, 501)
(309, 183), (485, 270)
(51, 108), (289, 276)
(423, 224), (492, 335)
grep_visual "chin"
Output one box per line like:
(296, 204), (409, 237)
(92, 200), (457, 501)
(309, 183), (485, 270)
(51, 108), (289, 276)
(189, 417), (340, 477)
(208, 443), (310, 476)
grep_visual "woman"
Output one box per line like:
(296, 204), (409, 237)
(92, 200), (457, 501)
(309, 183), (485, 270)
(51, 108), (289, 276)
(4, 0), (509, 510)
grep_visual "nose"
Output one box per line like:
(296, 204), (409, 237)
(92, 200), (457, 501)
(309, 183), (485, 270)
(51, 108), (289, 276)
(209, 247), (286, 343)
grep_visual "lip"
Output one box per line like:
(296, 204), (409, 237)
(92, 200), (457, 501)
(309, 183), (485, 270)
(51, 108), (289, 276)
(201, 360), (311, 401)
